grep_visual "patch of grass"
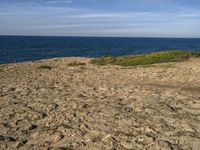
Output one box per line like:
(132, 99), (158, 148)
(37, 65), (52, 70)
(67, 61), (86, 66)
(90, 50), (200, 66)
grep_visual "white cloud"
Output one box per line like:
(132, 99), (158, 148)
(44, 0), (71, 4)
(62, 12), (154, 19)
(178, 13), (200, 18)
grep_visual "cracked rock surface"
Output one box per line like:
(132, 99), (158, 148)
(0, 57), (200, 150)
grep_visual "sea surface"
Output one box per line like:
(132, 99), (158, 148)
(0, 36), (200, 64)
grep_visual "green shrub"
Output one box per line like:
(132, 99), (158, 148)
(90, 50), (200, 66)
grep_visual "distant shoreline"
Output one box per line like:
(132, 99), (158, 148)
(1, 35), (200, 39)
(1, 36), (200, 64)
(1, 50), (200, 66)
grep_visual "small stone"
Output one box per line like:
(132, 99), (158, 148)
(69, 67), (75, 70)
(9, 87), (16, 91)
(0, 135), (5, 141)
(102, 134), (112, 142)
(53, 133), (64, 143)
(29, 124), (38, 130)
(31, 132), (40, 138)
(41, 112), (47, 118)
(6, 136), (16, 142)
(124, 107), (133, 113)
(22, 139), (28, 144)
(181, 124), (195, 132)
(136, 137), (144, 143)
(142, 126), (155, 133)
(14, 139), (27, 148)
(77, 93), (87, 98)
(15, 142), (22, 148)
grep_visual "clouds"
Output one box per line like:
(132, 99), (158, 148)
(44, 0), (71, 4)
(0, 0), (200, 37)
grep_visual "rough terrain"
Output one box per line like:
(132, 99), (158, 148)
(0, 57), (200, 150)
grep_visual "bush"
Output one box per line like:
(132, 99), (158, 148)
(90, 50), (200, 66)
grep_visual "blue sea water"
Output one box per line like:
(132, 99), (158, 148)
(0, 36), (200, 64)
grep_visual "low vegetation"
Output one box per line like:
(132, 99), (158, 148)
(37, 65), (52, 70)
(67, 61), (86, 66)
(90, 50), (200, 66)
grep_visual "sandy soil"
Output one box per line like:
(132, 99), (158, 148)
(0, 57), (200, 150)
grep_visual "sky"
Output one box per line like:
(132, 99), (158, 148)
(0, 0), (200, 37)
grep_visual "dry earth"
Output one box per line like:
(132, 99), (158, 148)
(0, 57), (200, 150)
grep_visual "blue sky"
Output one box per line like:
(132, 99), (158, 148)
(0, 0), (200, 37)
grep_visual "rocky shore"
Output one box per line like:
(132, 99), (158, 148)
(0, 57), (200, 150)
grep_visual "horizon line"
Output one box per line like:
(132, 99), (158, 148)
(0, 34), (200, 39)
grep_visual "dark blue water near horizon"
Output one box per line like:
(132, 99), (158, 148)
(1, 35), (200, 64)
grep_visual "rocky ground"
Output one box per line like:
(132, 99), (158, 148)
(0, 57), (200, 150)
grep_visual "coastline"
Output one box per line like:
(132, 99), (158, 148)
(0, 57), (200, 149)
(1, 36), (200, 65)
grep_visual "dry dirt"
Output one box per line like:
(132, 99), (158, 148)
(0, 57), (200, 150)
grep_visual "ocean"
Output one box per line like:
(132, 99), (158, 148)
(0, 36), (200, 64)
